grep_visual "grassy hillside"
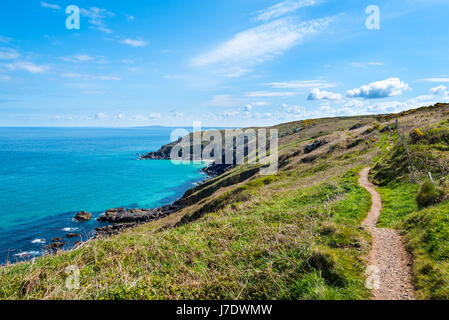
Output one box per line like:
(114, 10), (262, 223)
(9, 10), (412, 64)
(371, 114), (449, 299)
(1, 103), (448, 300)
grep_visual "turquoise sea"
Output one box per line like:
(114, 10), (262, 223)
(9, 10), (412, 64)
(0, 127), (206, 264)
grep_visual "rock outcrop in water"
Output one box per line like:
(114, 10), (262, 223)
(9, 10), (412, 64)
(46, 242), (65, 250)
(95, 204), (184, 237)
(75, 211), (92, 222)
(98, 205), (181, 223)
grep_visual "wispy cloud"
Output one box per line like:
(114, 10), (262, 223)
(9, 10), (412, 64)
(120, 38), (147, 47)
(0, 48), (20, 60)
(253, 0), (318, 22)
(351, 62), (384, 68)
(246, 91), (296, 97)
(6, 61), (49, 74)
(40, 2), (60, 10)
(61, 54), (94, 63)
(61, 73), (121, 81)
(80, 7), (115, 34)
(430, 85), (447, 94)
(124, 14), (135, 21)
(191, 16), (334, 76)
(266, 80), (337, 90)
(203, 95), (243, 107)
(421, 78), (449, 83)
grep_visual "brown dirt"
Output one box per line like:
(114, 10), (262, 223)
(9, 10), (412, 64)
(359, 167), (415, 300)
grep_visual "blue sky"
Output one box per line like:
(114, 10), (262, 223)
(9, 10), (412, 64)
(0, 0), (449, 127)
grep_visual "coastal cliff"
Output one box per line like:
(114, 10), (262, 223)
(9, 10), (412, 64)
(2, 103), (449, 300)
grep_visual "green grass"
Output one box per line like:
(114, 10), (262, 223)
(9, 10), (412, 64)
(375, 179), (449, 299)
(0, 167), (372, 300)
(377, 184), (419, 228)
(400, 200), (449, 299)
(372, 117), (449, 299)
(373, 132), (394, 163)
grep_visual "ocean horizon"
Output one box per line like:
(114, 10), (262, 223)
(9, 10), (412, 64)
(0, 126), (208, 264)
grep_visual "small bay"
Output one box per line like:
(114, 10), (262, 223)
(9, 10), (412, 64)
(0, 127), (206, 264)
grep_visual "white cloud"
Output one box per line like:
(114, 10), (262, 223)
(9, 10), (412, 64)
(267, 80), (337, 90)
(61, 73), (121, 81)
(6, 61), (49, 73)
(115, 113), (160, 121)
(422, 78), (449, 83)
(243, 102), (268, 111)
(307, 88), (342, 100)
(61, 54), (95, 63)
(219, 111), (240, 118)
(40, 2), (60, 10)
(74, 54), (93, 62)
(246, 91), (296, 97)
(282, 104), (305, 114)
(96, 75), (121, 81)
(0, 48), (20, 60)
(204, 95), (242, 107)
(61, 73), (84, 78)
(133, 114), (149, 121)
(125, 14), (135, 21)
(253, 0), (317, 22)
(223, 67), (252, 78)
(351, 62), (384, 68)
(95, 112), (108, 120)
(342, 99), (364, 108)
(120, 39), (147, 47)
(252, 101), (269, 106)
(364, 95), (440, 114)
(347, 78), (409, 99)
(172, 112), (185, 119)
(191, 16), (333, 75)
(430, 85), (447, 94)
(149, 113), (162, 120)
(80, 7), (115, 34)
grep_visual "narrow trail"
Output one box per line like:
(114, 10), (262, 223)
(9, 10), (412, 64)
(359, 167), (415, 300)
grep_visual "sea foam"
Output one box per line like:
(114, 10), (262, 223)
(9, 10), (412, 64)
(31, 239), (46, 244)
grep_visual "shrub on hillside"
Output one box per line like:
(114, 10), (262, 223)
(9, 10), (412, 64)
(410, 129), (424, 144)
(416, 180), (444, 209)
(423, 127), (449, 144)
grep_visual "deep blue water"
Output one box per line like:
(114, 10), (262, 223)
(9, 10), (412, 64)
(0, 127), (206, 264)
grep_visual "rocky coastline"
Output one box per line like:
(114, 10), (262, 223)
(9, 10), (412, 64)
(139, 148), (234, 178)
(42, 143), (234, 255)
(91, 153), (233, 237)
(94, 203), (184, 237)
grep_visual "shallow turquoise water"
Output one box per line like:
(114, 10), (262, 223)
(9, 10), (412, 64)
(0, 127), (206, 263)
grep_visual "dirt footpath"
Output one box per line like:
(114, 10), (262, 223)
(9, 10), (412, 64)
(359, 167), (415, 300)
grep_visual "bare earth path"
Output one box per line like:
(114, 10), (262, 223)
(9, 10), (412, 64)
(359, 167), (415, 300)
